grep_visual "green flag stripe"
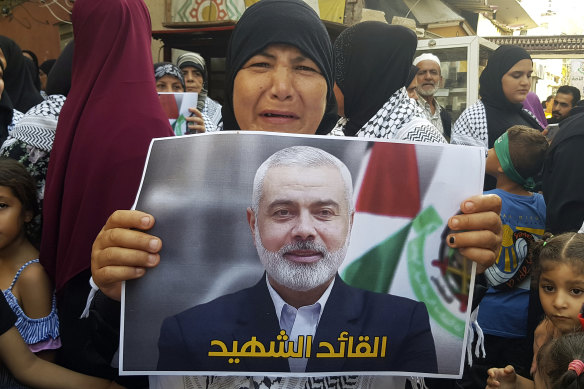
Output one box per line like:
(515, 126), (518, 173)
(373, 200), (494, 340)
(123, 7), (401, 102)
(342, 223), (412, 293)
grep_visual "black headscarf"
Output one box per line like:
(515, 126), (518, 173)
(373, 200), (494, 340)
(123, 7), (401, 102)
(406, 65), (419, 88)
(40, 59), (57, 77)
(0, 36), (43, 112)
(22, 50), (41, 91)
(0, 60), (14, 143)
(221, 0), (336, 134)
(45, 41), (74, 97)
(333, 22), (418, 136)
(479, 45), (542, 148)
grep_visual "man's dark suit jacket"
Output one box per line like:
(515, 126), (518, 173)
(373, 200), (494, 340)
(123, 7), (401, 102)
(157, 275), (437, 374)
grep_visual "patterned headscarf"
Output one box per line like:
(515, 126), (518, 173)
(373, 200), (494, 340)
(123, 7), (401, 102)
(154, 62), (186, 91)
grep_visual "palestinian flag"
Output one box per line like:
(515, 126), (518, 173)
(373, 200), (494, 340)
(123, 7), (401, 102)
(338, 141), (485, 375)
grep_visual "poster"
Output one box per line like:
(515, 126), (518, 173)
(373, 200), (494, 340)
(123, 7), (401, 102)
(121, 132), (484, 378)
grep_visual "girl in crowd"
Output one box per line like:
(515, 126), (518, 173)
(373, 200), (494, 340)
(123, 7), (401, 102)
(154, 61), (210, 133)
(487, 332), (584, 389)
(0, 37), (43, 114)
(39, 0), (174, 381)
(331, 21), (444, 143)
(451, 45), (543, 190)
(537, 332), (584, 389)
(176, 52), (223, 128)
(0, 292), (124, 389)
(1, 41), (74, 248)
(486, 233), (584, 389)
(0, 158), (59, 387)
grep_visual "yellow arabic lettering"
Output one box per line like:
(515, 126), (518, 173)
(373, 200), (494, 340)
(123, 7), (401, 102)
(315, 333), (389, 358)
(207, 331), (314, 361)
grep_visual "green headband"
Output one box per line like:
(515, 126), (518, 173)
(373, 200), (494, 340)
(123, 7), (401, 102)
(494, 132), (535, 191)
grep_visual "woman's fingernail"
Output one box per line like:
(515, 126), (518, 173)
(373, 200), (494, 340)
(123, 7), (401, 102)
(147, 254), (157, 265)
(451, 217), (459, 228)
(449, 235), (455, 245)
(464, 201), (474, 212)
(149, 239), (159, 251)
(141, 216), (150, 227)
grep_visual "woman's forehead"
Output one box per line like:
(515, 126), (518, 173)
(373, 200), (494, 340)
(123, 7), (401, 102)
(254, 44), (312, 61)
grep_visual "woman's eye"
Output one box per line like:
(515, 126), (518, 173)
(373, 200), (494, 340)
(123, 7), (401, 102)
(571, 288), (584, 296)
(296, 65), (318, 73)
(0, 203), (7, 209)
(249, 62), (270, 69)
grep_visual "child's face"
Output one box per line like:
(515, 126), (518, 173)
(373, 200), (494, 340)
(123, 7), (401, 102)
(539, 262), (584, 334)
(485, 148), (501, 177)
(0, 186), (30, 251)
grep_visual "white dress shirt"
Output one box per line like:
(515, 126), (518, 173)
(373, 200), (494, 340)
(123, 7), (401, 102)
(266, 276), (335, 372)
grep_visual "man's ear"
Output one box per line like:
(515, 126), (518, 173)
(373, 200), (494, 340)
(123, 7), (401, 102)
(246, 207), (257, 243)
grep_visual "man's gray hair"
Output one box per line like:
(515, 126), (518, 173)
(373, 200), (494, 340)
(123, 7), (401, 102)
(251, 146), (354, 215)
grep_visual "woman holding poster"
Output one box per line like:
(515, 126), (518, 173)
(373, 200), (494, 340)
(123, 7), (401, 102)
(90, 0), (502, 387)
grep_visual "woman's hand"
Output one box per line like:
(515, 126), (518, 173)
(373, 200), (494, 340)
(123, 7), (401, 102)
(446, 194), (502, 273)
(91, 210), (162, 301)
(186, 107), (206, 134)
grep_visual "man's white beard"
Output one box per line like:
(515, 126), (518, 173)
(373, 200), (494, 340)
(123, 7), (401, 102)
(254, 223), (349, 292)
(416, 83), (439, 97)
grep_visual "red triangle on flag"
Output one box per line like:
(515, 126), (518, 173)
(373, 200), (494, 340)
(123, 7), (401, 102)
(355, 142), (420, 218)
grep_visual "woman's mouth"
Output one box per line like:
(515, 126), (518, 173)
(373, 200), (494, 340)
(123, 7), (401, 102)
(260, 111), (299, 123)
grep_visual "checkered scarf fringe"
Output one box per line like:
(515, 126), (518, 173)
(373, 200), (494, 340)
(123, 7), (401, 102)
(5, 95), (65, 152)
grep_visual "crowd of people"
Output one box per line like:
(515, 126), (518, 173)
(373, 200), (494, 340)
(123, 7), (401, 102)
(0, 0), (583, 388)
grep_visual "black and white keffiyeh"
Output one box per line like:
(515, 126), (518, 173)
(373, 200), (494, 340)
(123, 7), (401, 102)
(333, 88), (445, 144)
(451, 100), (542, 149)
(202, 97), (222, 130)
(2, 95), (65, 152)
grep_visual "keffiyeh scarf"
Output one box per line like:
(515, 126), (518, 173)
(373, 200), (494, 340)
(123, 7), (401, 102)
(3, 95), (66, 152)
(333, 88), (445, 144)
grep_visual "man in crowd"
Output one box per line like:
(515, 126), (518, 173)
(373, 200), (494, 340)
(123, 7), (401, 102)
(543, 103), (584, 234)
(413, 53), (452, 140)
(549, 85), (580, 124)
(157, 146), (437, 374)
